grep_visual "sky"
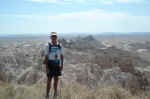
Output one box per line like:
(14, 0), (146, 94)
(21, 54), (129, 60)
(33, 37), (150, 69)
(0, 0), (150, 35)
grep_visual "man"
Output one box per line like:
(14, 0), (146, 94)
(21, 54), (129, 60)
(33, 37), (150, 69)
(44, 32), (64, 99)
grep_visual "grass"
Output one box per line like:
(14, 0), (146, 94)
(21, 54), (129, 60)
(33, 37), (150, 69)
(0, 81), (150, 99)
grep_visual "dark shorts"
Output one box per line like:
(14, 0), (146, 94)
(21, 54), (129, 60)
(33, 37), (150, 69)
(47, 60), (61, 77)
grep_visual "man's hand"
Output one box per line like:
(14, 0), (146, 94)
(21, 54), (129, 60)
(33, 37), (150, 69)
(46, 68), (48, 73)
(46, 64), (49, 73)
(43, 56), (48, 64)
(60, 64), (63, 71)
(60, 55), (64, 72)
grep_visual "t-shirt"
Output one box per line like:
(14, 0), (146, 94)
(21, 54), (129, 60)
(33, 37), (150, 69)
(44, 42), (64, 64)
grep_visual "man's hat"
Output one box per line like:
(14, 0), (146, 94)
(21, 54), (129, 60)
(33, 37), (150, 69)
(51, 32), (57, 36)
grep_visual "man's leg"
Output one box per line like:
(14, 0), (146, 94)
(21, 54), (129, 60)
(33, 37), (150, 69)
(53, 76), (59, 96)
(46, 76), (52, 97)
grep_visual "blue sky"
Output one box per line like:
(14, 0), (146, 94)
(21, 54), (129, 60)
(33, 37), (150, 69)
(0, 0), (150, 34)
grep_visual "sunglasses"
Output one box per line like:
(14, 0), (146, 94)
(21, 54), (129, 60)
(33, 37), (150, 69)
(51, 35), (57, 38)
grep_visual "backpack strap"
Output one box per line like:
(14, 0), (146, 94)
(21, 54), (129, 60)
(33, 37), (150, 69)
(48, 42), (52, 53)
(57, 42), (62, 50)
(48, 42), (62, 53)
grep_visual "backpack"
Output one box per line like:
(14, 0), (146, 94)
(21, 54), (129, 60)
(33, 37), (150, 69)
(43, 42), (62, 64)
(48, 42), (62, 53)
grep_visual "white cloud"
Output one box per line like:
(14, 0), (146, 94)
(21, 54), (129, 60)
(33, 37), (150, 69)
(103, 1), (113, 5)
(48, 9), (127, 21)
(45, 9), (150, 32)
(1, 9), (149, 33)
(30, 0), (144, 4)
(30, 0), (85, 3)
(31, 0), (57, 3)
(117, 0), (144, 3)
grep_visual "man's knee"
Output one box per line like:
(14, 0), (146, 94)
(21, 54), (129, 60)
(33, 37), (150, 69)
(54, 76), (59, 84)
(54, 76), (59, 80)
(47, 77), (52, 83)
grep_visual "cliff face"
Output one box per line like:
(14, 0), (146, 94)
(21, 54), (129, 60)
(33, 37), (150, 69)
(0, 35), (150, 91)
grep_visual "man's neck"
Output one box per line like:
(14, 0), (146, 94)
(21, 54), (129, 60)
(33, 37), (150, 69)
(51, 41), (57, 45)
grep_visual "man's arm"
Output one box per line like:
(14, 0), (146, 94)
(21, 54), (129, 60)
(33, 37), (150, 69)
(43, 55), (48, 64)
(44, 55), (49, 73)
(43, 45), (49, 73)
(60, 55), (64, 71)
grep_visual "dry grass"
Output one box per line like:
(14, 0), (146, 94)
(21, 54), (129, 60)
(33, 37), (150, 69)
(0, 81), (150, 99)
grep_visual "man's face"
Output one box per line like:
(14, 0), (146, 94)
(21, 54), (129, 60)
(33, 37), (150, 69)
(51, 35), (57, 42)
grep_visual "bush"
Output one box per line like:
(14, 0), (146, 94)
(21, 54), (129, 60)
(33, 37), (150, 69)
(0, 81), (150, 99)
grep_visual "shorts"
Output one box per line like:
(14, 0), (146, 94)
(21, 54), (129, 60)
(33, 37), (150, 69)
(47, 60), (62, 77)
